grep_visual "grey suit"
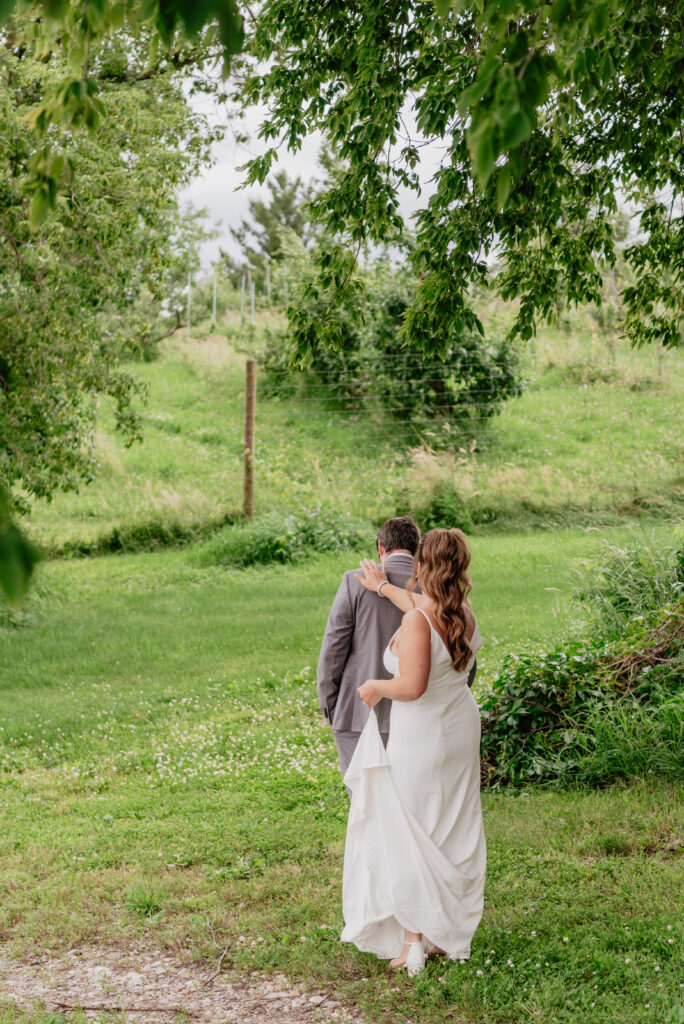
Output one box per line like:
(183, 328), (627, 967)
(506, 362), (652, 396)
(317, 552), (416, 782)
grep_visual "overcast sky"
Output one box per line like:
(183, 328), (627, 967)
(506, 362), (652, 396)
(180, 90), (444, 274)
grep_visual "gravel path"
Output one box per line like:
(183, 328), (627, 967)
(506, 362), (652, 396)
(0, 946), (365, 1023)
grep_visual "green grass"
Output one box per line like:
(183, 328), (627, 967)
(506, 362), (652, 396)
(2, 315), (683, 1022)
(22, 317), (684, 551)
(0, 531), (682, 1023)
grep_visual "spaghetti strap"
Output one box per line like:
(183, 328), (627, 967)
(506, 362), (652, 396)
(414, 606), (434, 629)
(413, 605), (479, 657)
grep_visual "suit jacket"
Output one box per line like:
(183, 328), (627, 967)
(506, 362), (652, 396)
(317, 552), (416, 734)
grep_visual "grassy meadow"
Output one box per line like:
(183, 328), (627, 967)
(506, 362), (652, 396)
(26, 313), (684, 551)
(1, 316), (683, 1024)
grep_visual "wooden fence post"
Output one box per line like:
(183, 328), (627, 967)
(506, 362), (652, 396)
(243, 359), (256, 519)
(186, 271), (192, 343)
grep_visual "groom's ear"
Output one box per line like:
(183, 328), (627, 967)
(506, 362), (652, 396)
(377, 542), (385, 559)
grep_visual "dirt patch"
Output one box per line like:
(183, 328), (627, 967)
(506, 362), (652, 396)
(0, 946), (364, 1023)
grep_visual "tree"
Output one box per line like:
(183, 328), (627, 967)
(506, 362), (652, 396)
(126, 206), (217, 361)
(239, 0), (684, 361)
(221, 170), (311, 289)
(0, 39), (215, 505)
(260, 239), (522, 439)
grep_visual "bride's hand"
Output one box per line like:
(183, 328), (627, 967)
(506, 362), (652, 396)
(358, 679), (382, 708)
(354, 559), (387, 592)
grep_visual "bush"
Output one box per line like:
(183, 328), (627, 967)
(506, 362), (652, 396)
(397, 480), (474, 533)
(259, 261), (523, 445)
(480, 542), (684, 789)
(51, 512), (239, 559)
(192, 508), (375, 568)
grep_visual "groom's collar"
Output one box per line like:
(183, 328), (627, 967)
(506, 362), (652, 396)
(384, 551), (415, 561)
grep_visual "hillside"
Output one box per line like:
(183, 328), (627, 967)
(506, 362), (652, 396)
(24, 314), (684, 551)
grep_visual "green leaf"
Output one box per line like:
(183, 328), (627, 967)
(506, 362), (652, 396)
(218, 1), (244, 56)
(29, 188), (51, 232)
(468, 116), (496, 188)
(495, 164), (512, 210)
(501, 110), (532, 149)
(551, 0), (571, 25)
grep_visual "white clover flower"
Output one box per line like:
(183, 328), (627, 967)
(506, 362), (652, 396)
(562, 937), (569, 943)
(625, 958), (631, 964)
(476, 970), (483, 976)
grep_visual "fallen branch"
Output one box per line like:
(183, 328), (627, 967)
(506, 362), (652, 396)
(206, 944), (230, 985)
(46, 1000), (201, 1017)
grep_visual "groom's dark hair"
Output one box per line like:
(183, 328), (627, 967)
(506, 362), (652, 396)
(377, 516), (420, 556)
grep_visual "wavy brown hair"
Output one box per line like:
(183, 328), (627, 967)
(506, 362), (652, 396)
(410, 528), (474, 671)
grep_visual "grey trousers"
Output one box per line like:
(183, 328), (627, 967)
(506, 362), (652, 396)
(334, 729), (389, 799)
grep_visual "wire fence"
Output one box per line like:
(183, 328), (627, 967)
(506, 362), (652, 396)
(184, 265), (681, 513)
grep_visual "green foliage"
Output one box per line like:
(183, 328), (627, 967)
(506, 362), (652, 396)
(124, 884), (168, 919)
(261, 257), (523, 436)
(240, 0), (684, 358)
(540, 688), (683, 787)
(220, 170), (312, 290)
(0, 0), (242, 228)
(125, 206), (217, 362)
(573, 541), (684, 634)
(193, 509), (374, 568)
(51, 513), (239, 560)
(0, 42), (214, 504)
(481, 543), (684, 788)
(0, 487), (40, 605)
(397, 480), (474, 533)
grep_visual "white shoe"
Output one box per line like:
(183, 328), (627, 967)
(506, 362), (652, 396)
(404, 938), (427, 977)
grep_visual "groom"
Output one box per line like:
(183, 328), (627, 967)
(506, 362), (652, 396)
(317, 516), (421, 786)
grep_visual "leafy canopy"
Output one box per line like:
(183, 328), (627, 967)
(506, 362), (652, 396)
(238, 0), (684, 360)
(0, 0), (242, 227)
(0, 39), (215, 505)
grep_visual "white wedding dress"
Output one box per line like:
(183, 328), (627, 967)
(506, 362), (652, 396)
(341, 608), (486, 961)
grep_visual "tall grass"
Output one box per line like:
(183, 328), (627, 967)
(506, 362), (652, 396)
(574, 540), (684, 632)
(545, 691), (684, 786)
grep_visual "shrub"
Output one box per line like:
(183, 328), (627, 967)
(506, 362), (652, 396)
(397, 480), (474, 533)
(51, 512), (239, 559)
(192, 508), (374, 568)
(259, 261), (524, 444)
(480, 542), (684, 789)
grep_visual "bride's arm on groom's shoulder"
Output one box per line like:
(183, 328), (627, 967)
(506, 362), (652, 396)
(353, 559), (416, 612)
(358, 609), (430, 706)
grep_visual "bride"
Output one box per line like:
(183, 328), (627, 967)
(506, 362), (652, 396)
(340, 527), (486, 976)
